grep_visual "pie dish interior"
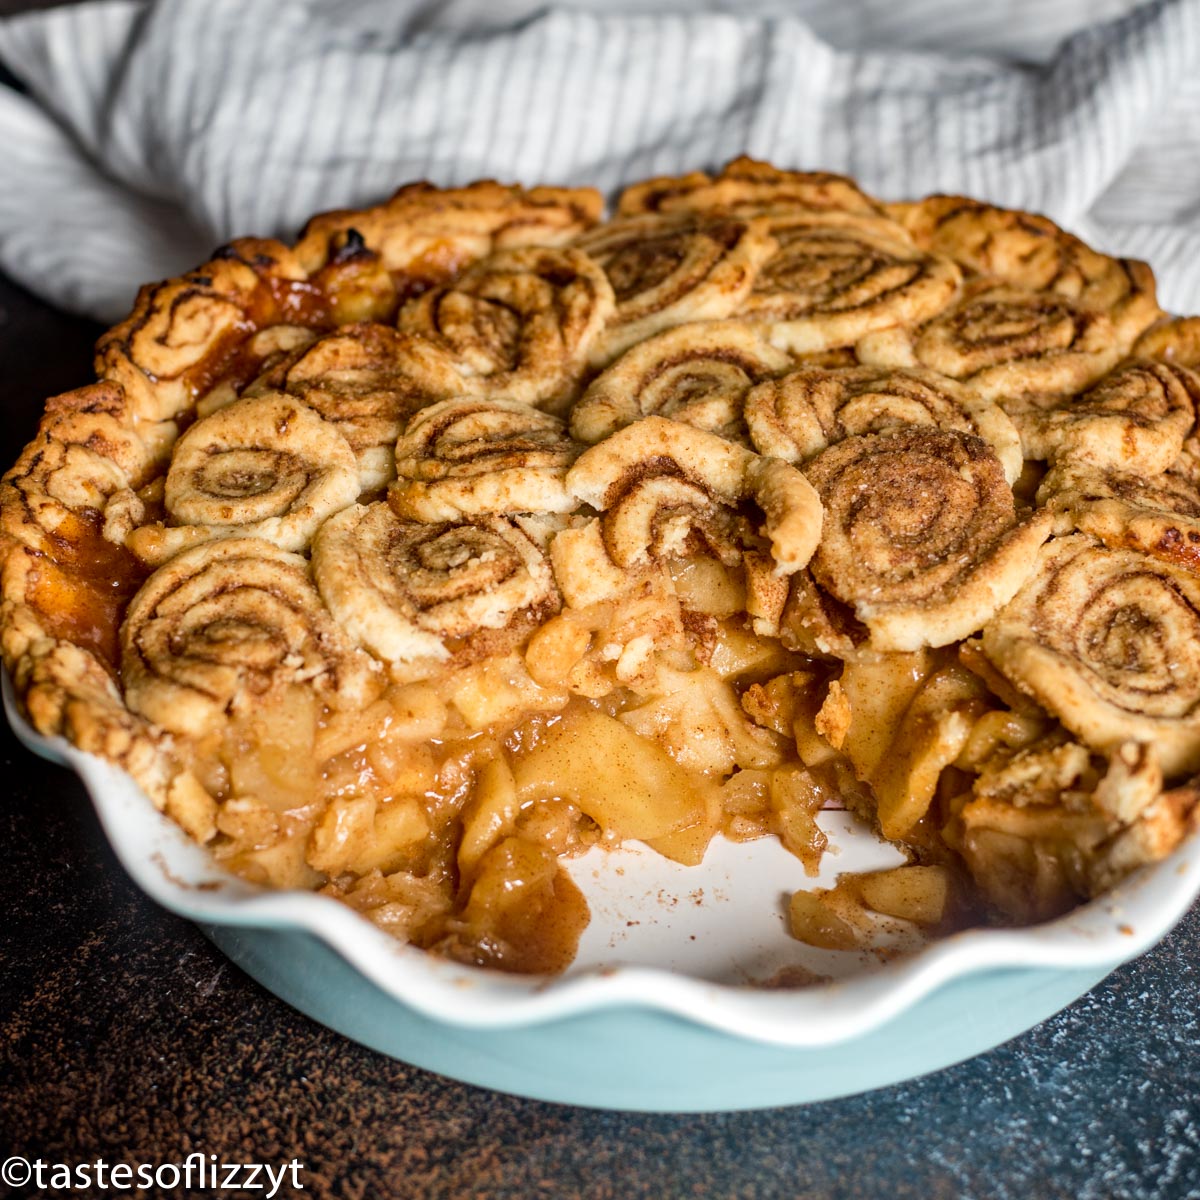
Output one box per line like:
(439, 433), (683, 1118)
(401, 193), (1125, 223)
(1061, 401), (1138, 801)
(4, 158), (1200, 978)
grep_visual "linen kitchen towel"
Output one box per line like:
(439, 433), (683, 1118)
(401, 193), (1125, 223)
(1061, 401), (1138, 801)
(0, 0), (1198, 321)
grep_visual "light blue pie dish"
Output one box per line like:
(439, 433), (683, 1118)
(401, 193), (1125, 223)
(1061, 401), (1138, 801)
(8, 674), (1199, 1111)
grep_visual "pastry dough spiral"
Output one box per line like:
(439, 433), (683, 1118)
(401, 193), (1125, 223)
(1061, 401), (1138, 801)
(0, 383), (163, 553)
(890, 195), (1162, 344)
(1001, 360), (1200, 473)
(569, 321), (791, 444)
(574, 213), (778, 364)
(738, 212), (962, 353)
(744, 364), (1022, 483)
(126, 393), (359, 565)
(390, 397), (580, 521)
(247, 323), (466, 490)
(397, 246), (614, 411)
(804, 428), (1052, 650)
(313, 503), (556, 663)
(122, 537), (374, 737)
(1037, 460), (1200, 572)
(617, 157), (885, 220)
(566, 416), (821, 574)
(96, 241), (313, 424)
(859, 284), (1122, 400)
(982, 534), (1200, 775)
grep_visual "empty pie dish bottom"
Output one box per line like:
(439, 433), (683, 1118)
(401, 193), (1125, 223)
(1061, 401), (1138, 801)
(8, 674), (1198, 1110)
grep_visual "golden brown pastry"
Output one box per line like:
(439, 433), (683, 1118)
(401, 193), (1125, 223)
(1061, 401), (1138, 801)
(573, 213), (778, 363)
(294, 178), (603, 286)
(96, 239), (323, 425)
(1037, 459), (1200, 572)
(566, 415), (822, 575)
(0, 383), (166, 558)
(858, 283), (1123, 400)
(125, 392), (360, 565)
(804, 428), (1052, 650)
(1134, 316), (1200, 368)
(313, 504), (557, 663)
(121, 537), (377, 738)
(244, 323), (467, 490)
(744, 364), (1022, 483)
(396, 246), (615, 412)
(982, 534), (1200, 775)
(570, 320), (792, 444)
(1000, 359), (1200, 473)
(617, 156), (885, 219)
(390, 397), (581, 521)
(891, 195), (1162, 344)
(737, 212), (962, 353)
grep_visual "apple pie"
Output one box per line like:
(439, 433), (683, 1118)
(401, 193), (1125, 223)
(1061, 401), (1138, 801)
(5, 160), (1200, 973)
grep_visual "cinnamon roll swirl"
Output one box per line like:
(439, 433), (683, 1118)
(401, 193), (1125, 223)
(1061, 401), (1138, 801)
(122, 537), (376, 737)
(804, 428), (1052, 650)
(313, 503), (556, 663)
(891, 196), (1162, 344)
(0, 383), (165, 555)
(390, 397), (580, 522)
(738, 212), (962, 353)
(744, 364), (1022, 483)
(125, 393), (359, 565)
(566, 416), (821, 575)
(617, 156), (885, 220)
(982, 534), (1200, 775)
(245, 323), (466, 490)
(569, 321), (792, 445)
(96, 240), (316, 425)
(1037, 460), (1200, 573)
(397, 246), (615, 411)
(1000, 359), (1200, 473)
(859, 284), (1122, 400)
(573, 214), (778, 364)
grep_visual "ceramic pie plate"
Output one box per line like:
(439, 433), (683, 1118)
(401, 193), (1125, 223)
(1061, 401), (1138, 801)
(9, 674), (1199, 1111)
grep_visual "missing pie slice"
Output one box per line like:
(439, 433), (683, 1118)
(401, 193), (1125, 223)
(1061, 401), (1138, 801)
(4, 160), (1199, 974)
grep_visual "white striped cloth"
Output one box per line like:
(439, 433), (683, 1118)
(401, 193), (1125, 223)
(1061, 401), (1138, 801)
(1, 0), (1199, 322)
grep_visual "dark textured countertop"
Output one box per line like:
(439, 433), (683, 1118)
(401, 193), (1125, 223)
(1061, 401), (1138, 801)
(1, 266), (1200, 1198)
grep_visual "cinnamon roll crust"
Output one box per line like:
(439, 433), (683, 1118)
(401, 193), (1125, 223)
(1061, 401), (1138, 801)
(744, 364), (1022, 483)
(313, 503), (557, 663)
(397, 246), (615, 411)
(1001, 359), (1200, 473)
(983, 534), (1200, 775)
(804, 428), (1051, 650)
(739, 212), (962, 353)
(566, 416), (821, 576)
(574, 213), (778, 364)
(1037, 460), (1200, 572)
(294, 179), (603, 282)
(617, 156), (885, 220)
(246, 323), (467, 490)
(391, 397), (580, 521)
(860, 284), (1122, 400)
(121, 537), (376, 737)
(125, 392), (360, 565)
(570, 321), (792, 445)
(891, 195), (1162, 343)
